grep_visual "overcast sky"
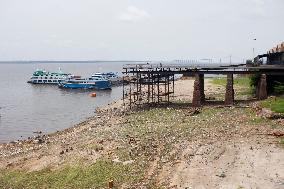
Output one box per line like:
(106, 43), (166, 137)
(0, 0), (283, 62)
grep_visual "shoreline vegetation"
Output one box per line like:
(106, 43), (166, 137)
(1, 77), (284, 188)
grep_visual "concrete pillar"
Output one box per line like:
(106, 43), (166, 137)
(257, 74), (268, 100)
(200, 74), (205, 103)
(225, 74), (234, 105)
(192, 74), (202, 107)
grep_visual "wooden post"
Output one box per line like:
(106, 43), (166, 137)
(200, 74), (205, 103)
(108, 180), (114, 189)
(192, 74), (202, 107)
(225, 74), (234, 105)
(257, 74), (268, 100)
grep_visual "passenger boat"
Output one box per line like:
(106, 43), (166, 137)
(27, 69), (71, 84)
(58, 77), (111, 90)
(91, 72), (121, 85)
(91, 73), (106, 81)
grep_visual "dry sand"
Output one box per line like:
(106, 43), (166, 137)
(174, 78), (223, 101)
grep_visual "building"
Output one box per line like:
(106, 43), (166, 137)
(254, 42), (284, 65)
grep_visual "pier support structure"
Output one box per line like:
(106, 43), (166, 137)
(192, 74), (205, 107)
(225, 74), (234, 105)
(256, 74), (268, 100)
(122, 63), (283, 109)
(123, 65), (175, 109)
(200, 74), (205, 103)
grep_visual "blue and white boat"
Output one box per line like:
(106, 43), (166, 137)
(58, 77), (111, 90)
(91, 72), (121, 84)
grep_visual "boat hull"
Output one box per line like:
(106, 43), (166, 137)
(58, 80), (111, 90)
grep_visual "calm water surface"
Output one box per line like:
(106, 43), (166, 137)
(0, 62), (130, 142)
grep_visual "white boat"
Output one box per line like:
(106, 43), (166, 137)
(27, 69), (71, 84)
(91, 73), (108, 81)
(91, 72), (121, 84)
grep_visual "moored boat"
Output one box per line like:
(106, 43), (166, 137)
(91, 72), (121, 85)
(58, 77), (111, 90)
(27, 69), (71, 84)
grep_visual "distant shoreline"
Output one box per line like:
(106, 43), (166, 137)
(0, 60), (148, 64)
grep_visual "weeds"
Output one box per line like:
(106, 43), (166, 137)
(261, 97), (284, 113)
(210, 77), (254, 99)
(0, 160), (142, 189)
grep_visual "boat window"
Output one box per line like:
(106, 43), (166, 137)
(38, 80), (42, 82)
(48, 80), (52, 82)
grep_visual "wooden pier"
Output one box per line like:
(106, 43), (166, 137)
(122, 63), (284, 108)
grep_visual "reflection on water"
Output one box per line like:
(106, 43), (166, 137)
(0, 62), (127, 142)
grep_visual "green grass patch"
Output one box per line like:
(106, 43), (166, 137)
(210, 76), (254, 98)
(234, 77), (251, 88)
(261, 97), (284, 113)
(210, 77), (227, 86)
(280, 137), (284, 145)
(210, 76), (251, 87)
(0, 160), (142, 189)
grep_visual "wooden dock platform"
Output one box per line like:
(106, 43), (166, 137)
(122, 63), (284, 108)
(123, 63), (284, 75)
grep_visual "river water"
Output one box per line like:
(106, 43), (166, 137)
(0, 62), (131, 143)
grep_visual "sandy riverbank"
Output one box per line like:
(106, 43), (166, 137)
(0, 78), (284, 188)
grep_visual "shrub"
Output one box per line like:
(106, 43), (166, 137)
(249, 74), (284, 95)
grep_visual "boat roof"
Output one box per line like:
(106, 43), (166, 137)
(92, 72), (118, 75)
(33, 70), (69, 75)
